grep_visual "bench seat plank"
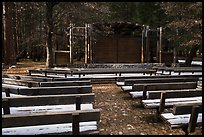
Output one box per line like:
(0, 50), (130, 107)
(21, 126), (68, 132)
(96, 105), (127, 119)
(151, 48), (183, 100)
(160, 113), (202, 128)
(129, 91), (143, 98)
(2, 109), (100, 128)
(124, 77), (199, 85)
(2, 104), (93, 115)
(144, 100), (202, 109)
(129, 89), (201, 99)
(142, 96), (202, 108)
(2, 84), (92, 95)
(116, 82), (125, 86)
(121, 86), (132, 91)
(2, 121), (98, 135)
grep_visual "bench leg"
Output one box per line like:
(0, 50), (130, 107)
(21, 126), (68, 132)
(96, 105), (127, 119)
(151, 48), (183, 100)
(187, 105), (200, 134)
(182, 105), (200, 135)
(72, 113), (80, 135)
(182, 124), (189, 135)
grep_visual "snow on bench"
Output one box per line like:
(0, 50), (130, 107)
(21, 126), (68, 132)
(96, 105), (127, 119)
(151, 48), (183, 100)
(142, 96), (202, 108)
(2, 93), (99, 135)
(160, 103), (202, 135)
(160, 113), (202, 128)
(2, 110), (99, 135)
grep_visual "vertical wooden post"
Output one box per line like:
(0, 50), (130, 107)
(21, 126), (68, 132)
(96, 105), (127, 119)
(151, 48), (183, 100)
(158, 92), (166, 114)
(28, 70), (31, 76)
(2, 98), (10, 114)
(173, 28), (178, 67)
(45, 72), (47, 77)
(142, 85), (147, 100)
(145, 26), (150, 63)
(89, 24), (93, 64)
(5, 88), (10, 97)
(85, 24), (88, 64)
(141, 26), (145, 63)
(187, 105), (200, 134)
(156, 27), (160, 63)
(159, 27), (162, 63)
(72, 113), (80, 135)
(69, 23), (73, 64)
(76, 96), (81, 110)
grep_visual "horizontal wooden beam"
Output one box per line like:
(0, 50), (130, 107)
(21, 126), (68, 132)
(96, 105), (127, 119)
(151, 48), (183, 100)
(28, 68), (156, 77)
(2, 109), (100, 128)
(117, 74), (202, 82)
(40, 80), (91, 87)
(3, 78), (91, 87)
(173, 103), (202, 115)
(2, 85), (92, 95)
(2, 78), (40, 87)
(2, 93), (95, 107)
(125, 77), (199, 85)
(148, 89), (202, 99)
(133, 82), (197, 91)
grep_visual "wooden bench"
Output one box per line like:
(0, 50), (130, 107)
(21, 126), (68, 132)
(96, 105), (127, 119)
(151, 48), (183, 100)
(3, 73), (88, 82)
(153, 66), (202, 75)
(173, 68), (202, 75)
(2, 78), (91, 87)
(128, 82), (197, 98)
(28, 69), (72, 78)
(72, 69), (156, 77)
(2, 84), (92, 96)
(28, 68), (156, 78)
(124, 77), (199, 86)
(2, 93), (100, 135)
(160, 103), (202, 135)
(141, 89), (202, 114)
(116, 74), (202, 86)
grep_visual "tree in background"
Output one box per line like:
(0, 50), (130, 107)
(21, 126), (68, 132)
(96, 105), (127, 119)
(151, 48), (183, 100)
(45, 2), (59, 68)
(108, 2), (138, 22)
(136, 2), (166, 28)
(161, 2), (202, 66)
(3, 2), (17, 66)
(3, 2), (201, 67)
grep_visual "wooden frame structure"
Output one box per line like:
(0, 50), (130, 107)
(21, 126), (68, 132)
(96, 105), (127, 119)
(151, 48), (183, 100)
(54, 22), (164, 65)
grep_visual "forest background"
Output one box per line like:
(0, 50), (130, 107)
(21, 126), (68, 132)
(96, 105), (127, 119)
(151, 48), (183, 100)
(2, 2), (202, 68)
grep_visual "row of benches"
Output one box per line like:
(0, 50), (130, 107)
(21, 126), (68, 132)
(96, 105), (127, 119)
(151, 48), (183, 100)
(28, 68), (157, 78)
(116, 72), (202, 135)
(2, 74), (100, 135)
(2, 66), (202, 135)
(152, 66), (202, 75)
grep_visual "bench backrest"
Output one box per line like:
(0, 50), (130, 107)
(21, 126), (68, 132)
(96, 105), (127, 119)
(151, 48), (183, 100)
(3, 74), (85, 82)
(133, 82), (197, 91)
(173, 103), (202, 115)
(2, 109), (100, 135)
(148, 89), (202, 99)
(2, 78), (91, 87)
(2, 85), (92, 96)
(125, 77), (199, 85)
(2, 93), (95, 114)
(117, 74), (202, 82)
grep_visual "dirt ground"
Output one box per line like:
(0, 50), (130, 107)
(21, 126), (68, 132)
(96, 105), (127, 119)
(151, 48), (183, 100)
(2, 60), (202, 135)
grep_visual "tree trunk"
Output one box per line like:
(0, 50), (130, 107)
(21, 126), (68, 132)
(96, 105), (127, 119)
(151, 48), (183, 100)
(45, 3), (54, 68)
(3, 2), (16, 66)
(12, 2), (18, 62)
(184, 45), (199, 67)
(45, 2), (59, 68)
(2, 2), (4, 62)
